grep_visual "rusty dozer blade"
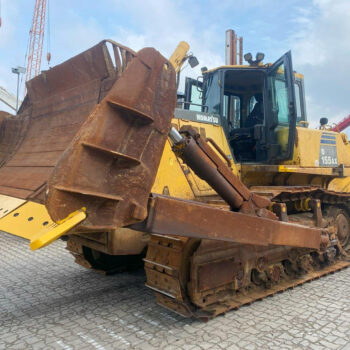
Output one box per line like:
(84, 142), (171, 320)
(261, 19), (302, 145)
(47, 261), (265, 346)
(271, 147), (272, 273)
(0, 40), (176, 246)
(0, 40), (136, 202)
(46, 47), (177, 230)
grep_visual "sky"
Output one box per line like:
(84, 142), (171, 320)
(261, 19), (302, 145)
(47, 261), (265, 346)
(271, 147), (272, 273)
(0, 0), (349, 128)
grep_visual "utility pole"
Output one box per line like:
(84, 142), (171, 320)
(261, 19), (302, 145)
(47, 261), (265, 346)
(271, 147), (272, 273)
(11, 66), (26, 113)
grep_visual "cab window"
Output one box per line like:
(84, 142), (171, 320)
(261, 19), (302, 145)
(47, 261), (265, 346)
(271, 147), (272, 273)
(203, 71), (221, 115)
(268, 64), (289, 124)
(188, 84), (202, 112)
(184, 77), (203, 111)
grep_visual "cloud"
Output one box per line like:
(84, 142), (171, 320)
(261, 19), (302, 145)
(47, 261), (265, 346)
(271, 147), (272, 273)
(0, 1), (18, 49)
(290, 0), (350, 127)
(49, 11), (106, 67)
(108, 0), (223, 91)
(1, 0), (349, 132)
(0, 1), (24, 112)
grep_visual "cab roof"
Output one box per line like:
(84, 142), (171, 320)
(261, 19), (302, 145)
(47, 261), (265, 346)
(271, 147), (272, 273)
(203, 64), (304, 79)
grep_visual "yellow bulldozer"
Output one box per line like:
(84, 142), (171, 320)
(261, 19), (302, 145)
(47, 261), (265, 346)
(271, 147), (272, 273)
(1, 34), (350, 320)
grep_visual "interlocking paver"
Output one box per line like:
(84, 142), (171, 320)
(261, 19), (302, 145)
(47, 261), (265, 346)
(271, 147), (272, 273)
(1, 232), (350, 349)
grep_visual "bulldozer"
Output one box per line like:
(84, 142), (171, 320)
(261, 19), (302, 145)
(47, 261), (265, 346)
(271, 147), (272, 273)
(1, 35), (350, 321)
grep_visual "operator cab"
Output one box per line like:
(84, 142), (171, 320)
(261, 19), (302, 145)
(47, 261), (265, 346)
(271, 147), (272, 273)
(184, 51), (307, 164)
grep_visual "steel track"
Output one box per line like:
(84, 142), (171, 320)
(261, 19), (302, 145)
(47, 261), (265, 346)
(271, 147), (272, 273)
(145, 234), (350, 320)
(144, 187), (350, 320)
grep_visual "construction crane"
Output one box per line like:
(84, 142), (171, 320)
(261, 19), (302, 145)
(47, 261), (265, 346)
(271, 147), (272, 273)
(24, 0), (51, 90)
(331, 115), (350, 132)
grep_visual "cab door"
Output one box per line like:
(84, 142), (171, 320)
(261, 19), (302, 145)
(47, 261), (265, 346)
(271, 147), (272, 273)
(264, 51), (297, 162)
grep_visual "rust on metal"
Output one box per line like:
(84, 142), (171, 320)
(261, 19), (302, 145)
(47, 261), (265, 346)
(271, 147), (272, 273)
(145, 228), (350, 320)
(197, 258), (236, 291)
(0, 40), (135, 202)
(144, 185), (350, 320)
(46, 47), (176, 229)
(136, 194), (322, 249)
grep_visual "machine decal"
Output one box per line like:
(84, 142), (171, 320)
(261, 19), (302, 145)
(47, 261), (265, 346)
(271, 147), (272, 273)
(195, 114), (219, 124)
(174, 109), (220, 125)
(319, 133), (338, 166)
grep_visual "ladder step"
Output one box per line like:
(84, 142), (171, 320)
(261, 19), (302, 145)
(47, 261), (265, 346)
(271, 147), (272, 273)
(81, 141), (141, 166)
(107, 99), (154, 123)
(54, 186), (122, 201)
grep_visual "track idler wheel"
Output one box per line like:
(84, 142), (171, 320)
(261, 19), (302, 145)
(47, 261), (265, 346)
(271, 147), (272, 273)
(325, 207), (350, 250)
(335, 210), (350, 249)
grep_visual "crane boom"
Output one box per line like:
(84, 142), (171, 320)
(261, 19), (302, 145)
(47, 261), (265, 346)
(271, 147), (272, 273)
(331, 115), (350, 132)
(25, 0), (47, 85)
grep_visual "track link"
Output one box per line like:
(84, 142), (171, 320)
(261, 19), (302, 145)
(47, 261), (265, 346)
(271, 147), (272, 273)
(145, 188), (350, 320)
(145, 234), (350, 320)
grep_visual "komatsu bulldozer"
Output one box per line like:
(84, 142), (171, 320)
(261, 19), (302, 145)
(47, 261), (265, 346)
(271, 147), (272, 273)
(1, 37), (350, 320)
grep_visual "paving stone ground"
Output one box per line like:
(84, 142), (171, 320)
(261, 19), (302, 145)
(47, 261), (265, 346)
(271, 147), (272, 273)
(1, 232), (350, 350)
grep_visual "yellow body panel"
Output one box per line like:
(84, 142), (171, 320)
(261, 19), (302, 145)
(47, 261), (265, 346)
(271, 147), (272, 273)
(243, 125), (350, 191)
(283, 127), (350, 167)
(151, 139), (194, 199)
(159, 118), (238, 198)
(328, 177), (350, 193)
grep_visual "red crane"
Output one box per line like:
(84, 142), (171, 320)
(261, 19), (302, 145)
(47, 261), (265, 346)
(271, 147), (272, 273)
(25, 0), (51, 89)
(331, 115), (350, 132)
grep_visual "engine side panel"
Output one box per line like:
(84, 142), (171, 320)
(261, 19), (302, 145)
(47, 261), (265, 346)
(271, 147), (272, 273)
(284, 127), (350, 168)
